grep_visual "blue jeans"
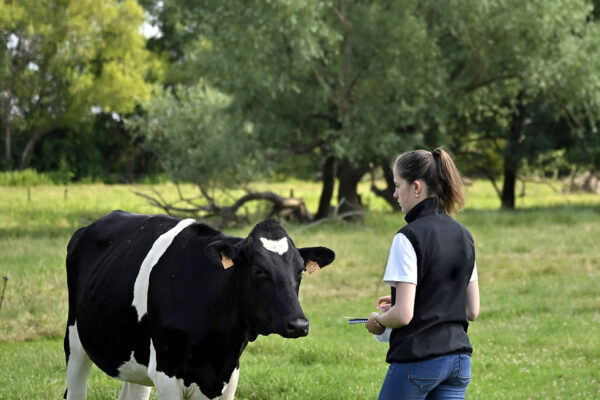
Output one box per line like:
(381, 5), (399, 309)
(378, 354), (471, 400)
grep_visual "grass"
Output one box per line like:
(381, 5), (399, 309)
(0, 179), (599, 399)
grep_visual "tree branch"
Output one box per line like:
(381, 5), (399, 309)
(134, 189), (312, 228)
(462, 73), (519, 93)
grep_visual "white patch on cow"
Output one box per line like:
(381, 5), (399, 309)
(118, 382), (152, 400)
(65, 322), (93, 400)
(260, 237), (289, 255)
(117, 351), (153, 386)
(220, 368), (240, 400)
(132, 218), (196, 321)
(183, 382), (206, 400)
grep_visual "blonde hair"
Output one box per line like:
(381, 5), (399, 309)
(394, 147), (465, 215)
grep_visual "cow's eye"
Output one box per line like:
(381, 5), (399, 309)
(252, 267), (268, 279)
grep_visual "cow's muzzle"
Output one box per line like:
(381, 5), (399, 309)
(283, 318), (309, 338)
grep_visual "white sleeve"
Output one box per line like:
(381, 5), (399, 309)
(470, 262), (478, 282)
(383, 233), (417, 287)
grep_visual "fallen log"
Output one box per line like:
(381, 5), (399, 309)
(134, 186), (312, 228)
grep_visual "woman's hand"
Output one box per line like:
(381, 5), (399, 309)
(376, 296), (392, 312)
(366, 312), (385, 335)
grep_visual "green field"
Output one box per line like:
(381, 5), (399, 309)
(0, 180), (599, 399)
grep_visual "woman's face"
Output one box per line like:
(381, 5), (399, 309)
(393, 168), (418, 214)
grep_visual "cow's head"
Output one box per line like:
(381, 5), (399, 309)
(205, 220), (334, 340)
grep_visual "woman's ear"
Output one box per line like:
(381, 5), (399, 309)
(413, 180), (423, 195)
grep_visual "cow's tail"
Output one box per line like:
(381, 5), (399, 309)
(64, 227), (87, 360)
(66, 227), (86, 321)
(64, 227), (87, 400)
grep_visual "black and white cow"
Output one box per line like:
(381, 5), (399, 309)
(64, 210), (335, 400)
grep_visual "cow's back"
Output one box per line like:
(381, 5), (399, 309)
(67, 210), (182, 306)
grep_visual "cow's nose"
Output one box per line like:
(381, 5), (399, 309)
(286, 318), (309, 337)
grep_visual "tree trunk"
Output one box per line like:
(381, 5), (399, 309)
(337, 159), (368, 220)
(333, 2), (365, 220)
(338, 0), (352, 118)
(370, 163), (399, 211)
(3, 106), (10, 168)
(2, 91), (12, 168)
(314, 156), (337, 220)
(19, 129), (45, 170)
(500, 92), (526, 209)
(500, 163), (517, 209)
(2, 40), (26, 169)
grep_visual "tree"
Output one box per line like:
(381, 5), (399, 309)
(428, 0), (600, 208)
(138, 0), (445, 218)
(138, 0), (600, 215)
(128, 82), (260, 188)
(128, 82), (317, 226)
(0, 0), (155, 170)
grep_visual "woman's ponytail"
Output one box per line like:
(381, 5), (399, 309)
(431, 148), (464, 215)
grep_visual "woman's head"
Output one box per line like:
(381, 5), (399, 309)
(393, 148), (465, 215)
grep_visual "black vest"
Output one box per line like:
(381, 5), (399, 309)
(387, 197), (475, 363)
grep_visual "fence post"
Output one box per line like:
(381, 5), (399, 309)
(0, 276), (8, 312)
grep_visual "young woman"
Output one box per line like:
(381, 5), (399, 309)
(366, 148), (480, 400)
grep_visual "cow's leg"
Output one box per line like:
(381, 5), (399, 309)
(153, 377), (184, 400)
(64, 323), (93, 400)
(118, 382), (153, 400)
(219, 368), (239, 400)
(148, 340), (184, 400)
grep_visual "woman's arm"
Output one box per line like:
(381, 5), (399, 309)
(366, 282), (416, 334)
(466, 280), (480, 321)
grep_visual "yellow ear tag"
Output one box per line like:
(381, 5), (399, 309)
(306, 260), (321, 274)
(221, 252), (234, 269)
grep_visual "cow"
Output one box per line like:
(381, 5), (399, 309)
(64, 210), (335, 400)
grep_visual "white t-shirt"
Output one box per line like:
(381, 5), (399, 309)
(383, 233), (478, 287)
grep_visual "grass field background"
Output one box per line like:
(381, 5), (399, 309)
(0, 180), (599, 399)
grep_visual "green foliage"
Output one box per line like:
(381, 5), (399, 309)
(3, 0), (600, 199)
(0, 0), (157, 169)
(127, 82), (265, 188)
(182, 1), (441, 161)
(420, 0), (600, 205)
(28, 113), (161, 183)
(0, 168), (53, 186)
(132, 0), (600, 211)
(135, 0), (447, 189)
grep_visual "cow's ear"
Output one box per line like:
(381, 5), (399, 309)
(206, 240), (239, 269)
(298, 246), (335, 274)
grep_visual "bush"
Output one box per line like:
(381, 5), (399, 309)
(0, 169), (54, 186)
